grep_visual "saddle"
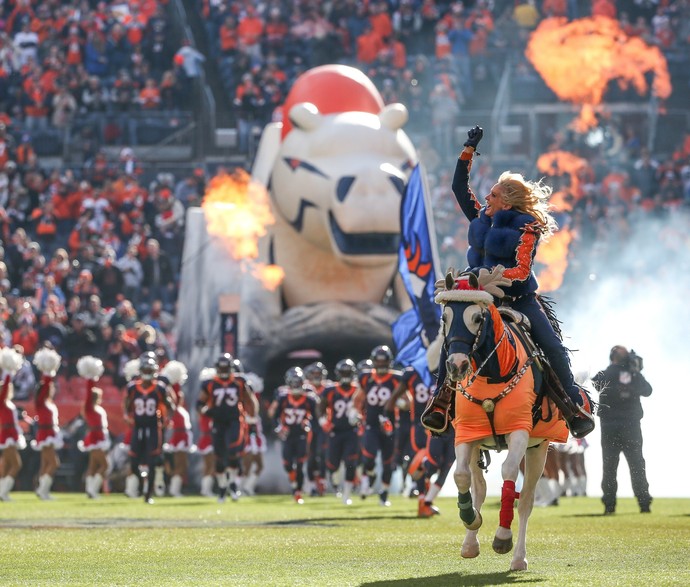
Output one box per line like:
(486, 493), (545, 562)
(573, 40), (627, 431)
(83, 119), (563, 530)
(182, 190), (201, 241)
(499, 307), (581, 425)
(420, 304), (581, 437)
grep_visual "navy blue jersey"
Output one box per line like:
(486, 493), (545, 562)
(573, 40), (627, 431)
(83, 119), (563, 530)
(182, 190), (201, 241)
(401, 367), (433, 423)
(201, 375), (251, 423)
(275, 391), (318, 436)
(126, 379), (169, 427)
(358, 371), (402, 428)
(322, 383), (357, 432)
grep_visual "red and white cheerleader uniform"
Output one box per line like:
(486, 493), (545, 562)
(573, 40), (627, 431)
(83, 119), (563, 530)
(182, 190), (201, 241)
(31, 375), (63, 451)
(0, 374), (26, 451)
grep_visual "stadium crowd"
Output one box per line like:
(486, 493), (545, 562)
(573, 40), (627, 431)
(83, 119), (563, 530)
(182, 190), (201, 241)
(0, 0), (689, 500)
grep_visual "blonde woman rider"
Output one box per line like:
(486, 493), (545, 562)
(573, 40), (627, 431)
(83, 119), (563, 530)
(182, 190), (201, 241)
(451, 125), (594, 438)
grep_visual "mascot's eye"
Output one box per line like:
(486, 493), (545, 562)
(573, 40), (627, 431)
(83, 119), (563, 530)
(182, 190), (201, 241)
(337, 176), (355, 202)
(283, 157), (329, 179)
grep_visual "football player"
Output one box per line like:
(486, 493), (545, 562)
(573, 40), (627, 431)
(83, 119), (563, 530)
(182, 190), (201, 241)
(319, 358), (360, 505)
(273, 367), (319, 504)
(197, 353), (258, 503)
(387, 365), (433, 497)
(352, 345), (402, 506)
(304, 361), (330, 496)
(416, 424), (455, 517)
(124, 356), (174, 504)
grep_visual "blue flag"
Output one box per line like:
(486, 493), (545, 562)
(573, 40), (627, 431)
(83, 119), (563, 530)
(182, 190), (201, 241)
(392, 164), (441, 387)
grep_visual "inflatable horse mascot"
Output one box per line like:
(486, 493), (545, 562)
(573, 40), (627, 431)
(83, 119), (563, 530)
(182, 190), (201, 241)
(242, 65), (418, 373)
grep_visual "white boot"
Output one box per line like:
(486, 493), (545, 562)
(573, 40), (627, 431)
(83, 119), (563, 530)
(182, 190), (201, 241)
(243, 472), (258, 496)
(85, 475), (95, 498)
(547, 479), (561, 506)
(0, 476), (14, 501)
(359, 474), (371, 499)
(37, 474), (54, 500)
(125, 474), (139, 498)
(93, 473), (103, 497)
(154, 467), (166, 497)
(216, 472), (229, 503)
(534, 477), (552, 507)
(200, 475), (214, 497)
(169, 474), (183, 497)
(402, 474), (415, 498)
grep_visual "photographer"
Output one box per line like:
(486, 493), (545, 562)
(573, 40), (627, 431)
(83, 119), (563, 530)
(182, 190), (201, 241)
(592, 346), (653, 514)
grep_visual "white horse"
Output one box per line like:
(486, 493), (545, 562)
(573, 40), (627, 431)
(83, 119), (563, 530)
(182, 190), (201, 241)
(434, 270), (568, 570)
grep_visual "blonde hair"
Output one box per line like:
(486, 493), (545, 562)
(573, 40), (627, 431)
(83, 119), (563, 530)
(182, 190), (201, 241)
(496, 171), (558, 238)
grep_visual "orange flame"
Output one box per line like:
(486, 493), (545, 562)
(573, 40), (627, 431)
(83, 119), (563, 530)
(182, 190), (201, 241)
(526, 17), (672, 130)
(535, 227), (574, 293)
(202, 170), (284, 290)
(536, 150), (590, 209)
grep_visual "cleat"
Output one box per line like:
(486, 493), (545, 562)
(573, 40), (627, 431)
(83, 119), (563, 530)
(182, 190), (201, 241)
(217, 495), (227, 504)
(144, 497), (155, 505)
(379, 490), (391, 507)
(343, 498), (353, 506)
(294, 491), (304, 505)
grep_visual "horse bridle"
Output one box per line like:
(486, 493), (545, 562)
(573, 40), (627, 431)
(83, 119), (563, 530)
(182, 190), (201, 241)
(443, 304), (535, 450)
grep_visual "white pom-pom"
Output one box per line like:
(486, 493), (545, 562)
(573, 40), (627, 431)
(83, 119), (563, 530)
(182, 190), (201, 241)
(396, 396), (410, 410)
(33, 348), (62, 376)
(0, 347), (24, 375)
(199, 367), (216, 382)
(123, 359), (140, 382)
(77, 356), (104, 381)
(244, 372), (264, 393)
(347, 406), (362, 427)
(161, 360), (188, 386)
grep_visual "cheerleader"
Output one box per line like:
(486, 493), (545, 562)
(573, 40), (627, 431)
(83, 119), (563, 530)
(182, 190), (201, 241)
(241, 371), (266, 497)
(197, 365), (216, 497)
(77, 356), (111, 499)
(119, 358), (140, 497)
(161, 360), (192, 497)
(0, 347), (27, 501)
(32, 346), (63, 500)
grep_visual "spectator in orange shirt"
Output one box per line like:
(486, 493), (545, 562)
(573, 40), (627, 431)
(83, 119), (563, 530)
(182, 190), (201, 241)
(219, 15), (239, 56)
(264, 8), (288, 53)
(356, 23), (384, 64)
(11, 319), (39, 358)
(370, 1), (393, 41)
(542, 0), (568, 18)
(592, 0), (616, 19)
(65, 24), (84, 66)
(138, 78), (161, 110)
(238, 5), (264, 59)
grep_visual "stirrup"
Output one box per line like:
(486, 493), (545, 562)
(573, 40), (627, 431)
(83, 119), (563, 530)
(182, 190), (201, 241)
(421, 382), (454, 434)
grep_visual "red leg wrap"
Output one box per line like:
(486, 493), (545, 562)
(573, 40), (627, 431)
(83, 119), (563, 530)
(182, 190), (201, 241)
(499, 480), (518, 529)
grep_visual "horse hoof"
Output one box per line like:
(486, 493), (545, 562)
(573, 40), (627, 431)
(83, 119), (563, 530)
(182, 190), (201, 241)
(492, 535), (513, 555)
(463, 509), (483, 531)
(510, 559), (528, 571)
(461, 541), (480, 559)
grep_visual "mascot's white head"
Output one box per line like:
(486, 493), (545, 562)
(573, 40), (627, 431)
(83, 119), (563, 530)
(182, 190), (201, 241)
(269, 65), (418, 267)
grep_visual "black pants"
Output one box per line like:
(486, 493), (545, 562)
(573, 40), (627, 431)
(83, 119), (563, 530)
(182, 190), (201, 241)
(600, 419), (651, 508)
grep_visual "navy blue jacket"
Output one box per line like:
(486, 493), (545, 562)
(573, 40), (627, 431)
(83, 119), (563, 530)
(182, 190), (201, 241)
(452, 154), (540, 298)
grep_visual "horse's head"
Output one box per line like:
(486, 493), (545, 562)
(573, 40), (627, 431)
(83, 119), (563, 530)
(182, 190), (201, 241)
(434, 268), (511, 382)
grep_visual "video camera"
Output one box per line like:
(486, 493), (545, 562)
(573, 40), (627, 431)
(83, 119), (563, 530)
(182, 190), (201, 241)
(626, 350), (644, 372)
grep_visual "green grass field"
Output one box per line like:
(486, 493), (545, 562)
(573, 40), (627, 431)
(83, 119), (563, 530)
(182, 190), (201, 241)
(0, 493), (688, 586)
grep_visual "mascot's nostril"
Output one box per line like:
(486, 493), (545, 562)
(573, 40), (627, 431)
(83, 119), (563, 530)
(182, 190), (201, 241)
(337, 176), (355, 202)
(459, 359), (470, 374)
